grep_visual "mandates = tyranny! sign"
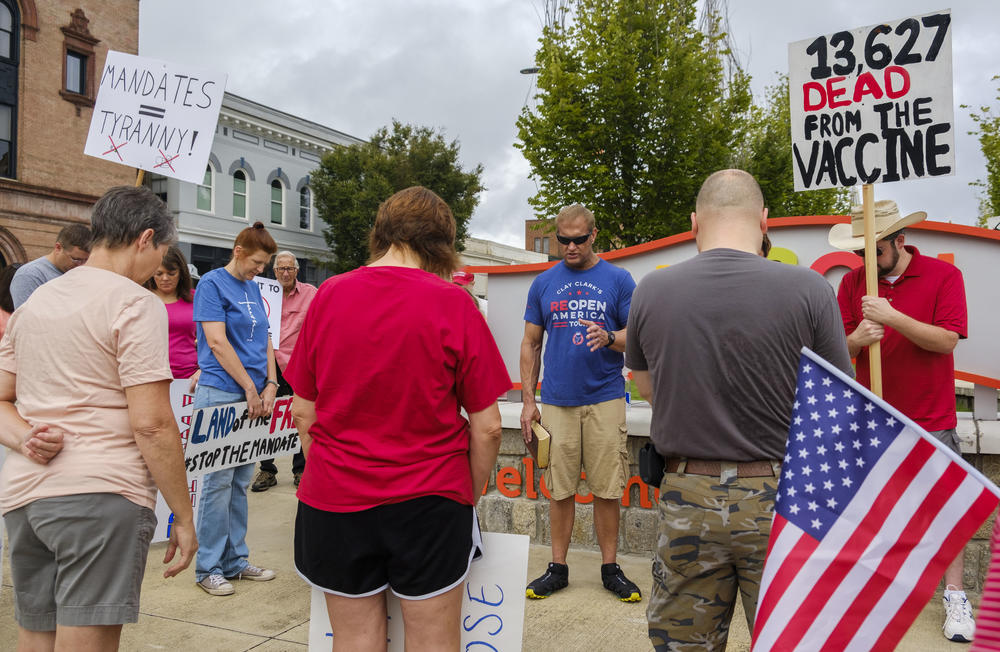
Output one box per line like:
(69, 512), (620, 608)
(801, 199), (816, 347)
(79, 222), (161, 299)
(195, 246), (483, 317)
(788, 10), (954, 191)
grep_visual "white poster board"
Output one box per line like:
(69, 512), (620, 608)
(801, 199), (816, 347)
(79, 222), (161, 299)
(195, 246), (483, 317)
(789, 10), (954, 191)
(84, 50), (227, 184)
(255, 275), (283, 349)
(308, 532), (529, 651)
(184, 395), (299, 477)
(153, 379), (200, 542)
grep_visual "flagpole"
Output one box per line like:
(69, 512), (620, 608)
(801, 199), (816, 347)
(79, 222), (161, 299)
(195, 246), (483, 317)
(862, 183), (883, 397)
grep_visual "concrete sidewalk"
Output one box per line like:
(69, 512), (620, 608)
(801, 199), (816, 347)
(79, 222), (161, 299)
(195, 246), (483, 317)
(0, 460), (966, 650)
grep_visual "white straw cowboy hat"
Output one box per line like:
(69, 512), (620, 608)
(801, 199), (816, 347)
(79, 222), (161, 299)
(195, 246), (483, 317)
(828, 200), (927, 250)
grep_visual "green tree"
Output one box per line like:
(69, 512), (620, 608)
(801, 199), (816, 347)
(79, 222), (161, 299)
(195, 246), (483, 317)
(312, 121), (484, 273)
(967, 75), (1000, 225)
(516, 0), (752, 248)
(738, 76), (850, 217)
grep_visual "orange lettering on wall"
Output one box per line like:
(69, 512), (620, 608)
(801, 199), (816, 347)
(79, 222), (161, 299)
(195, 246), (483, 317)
(622, 475), (653, 509)
(497, 467), (522, 498)
(522, 456), (538, 499)
(574, 471), (594, 504)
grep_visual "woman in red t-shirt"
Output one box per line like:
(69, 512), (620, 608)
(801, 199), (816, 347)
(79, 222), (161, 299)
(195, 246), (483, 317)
(285, 186), (511, 651)
(145, 246), (199, 387)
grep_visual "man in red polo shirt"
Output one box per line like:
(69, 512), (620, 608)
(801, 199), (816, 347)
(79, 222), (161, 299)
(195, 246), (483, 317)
(252, 252), (318, 491)
(830, 200), (970, 643)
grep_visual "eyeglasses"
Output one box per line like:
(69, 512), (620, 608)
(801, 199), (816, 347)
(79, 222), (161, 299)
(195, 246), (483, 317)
(556, 233), (591, 246)
(69, 255), (87, 265)
(275, 266), (297, 273)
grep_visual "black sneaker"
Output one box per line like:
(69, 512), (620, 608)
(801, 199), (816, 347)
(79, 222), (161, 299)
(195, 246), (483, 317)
(602, 563), (641, 602)
(526, 562), (568, 599)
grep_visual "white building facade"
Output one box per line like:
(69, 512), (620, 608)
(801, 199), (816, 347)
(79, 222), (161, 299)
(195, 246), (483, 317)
(148, 92), (364, 284)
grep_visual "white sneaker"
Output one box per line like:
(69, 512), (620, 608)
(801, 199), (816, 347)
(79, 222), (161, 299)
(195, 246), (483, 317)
(943, 590), (975, 642)
(226, 562), (276, 582)
(197, 574), (235, 596)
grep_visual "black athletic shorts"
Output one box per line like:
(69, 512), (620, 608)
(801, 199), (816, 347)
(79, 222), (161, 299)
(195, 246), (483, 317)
(294, 495), (481, 600)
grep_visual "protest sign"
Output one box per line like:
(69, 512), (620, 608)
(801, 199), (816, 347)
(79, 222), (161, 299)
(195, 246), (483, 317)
(788, 10), (954, 191)
(255, 275), (283, 349)
(184, 393), (299, 477)
(308, 531), (529, 651)
(84, 51), (227, 184)
(153, 379), (200, 542)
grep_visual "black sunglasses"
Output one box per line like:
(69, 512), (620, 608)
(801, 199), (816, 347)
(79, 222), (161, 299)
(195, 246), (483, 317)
(556, 233), (591, 246)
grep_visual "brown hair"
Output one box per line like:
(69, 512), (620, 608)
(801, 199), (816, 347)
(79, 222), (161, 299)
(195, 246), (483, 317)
(368, 186), (458, 277)
(56, 223), (94, 252)
(233, 221), (278, 257)
(143, 245), (193, 302)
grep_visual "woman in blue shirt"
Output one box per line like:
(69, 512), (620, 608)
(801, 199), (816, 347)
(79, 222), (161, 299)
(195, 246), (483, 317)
(192, 222), (279, 596)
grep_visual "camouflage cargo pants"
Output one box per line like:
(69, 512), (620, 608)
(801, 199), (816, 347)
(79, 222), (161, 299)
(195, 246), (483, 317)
(648, 463), (779, 652)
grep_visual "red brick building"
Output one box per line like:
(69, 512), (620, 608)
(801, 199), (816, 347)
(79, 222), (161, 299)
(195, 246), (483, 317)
(0, 1), (137, 266)
(525, 218), (561, 260)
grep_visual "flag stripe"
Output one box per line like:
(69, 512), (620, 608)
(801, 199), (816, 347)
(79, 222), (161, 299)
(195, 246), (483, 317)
(791, 446), (959, 650)
(752, 431), (919, 651)
(752, 350), (1000, 652)
(972, 521), (1000, 652)
(818, 461), (968, 651)
(761, 439), (935, 649)
(852, 480), (996, 650)
(879, 490), (999, 649)
(752, 516), (814, 639)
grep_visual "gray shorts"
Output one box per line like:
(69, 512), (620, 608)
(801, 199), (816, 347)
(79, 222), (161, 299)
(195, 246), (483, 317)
(929, 428), (961, 455)
(4, 493), (156, 630)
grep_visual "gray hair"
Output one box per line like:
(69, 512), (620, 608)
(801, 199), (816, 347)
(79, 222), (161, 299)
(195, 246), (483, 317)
(90, 186), (176, 249)
(274, 251), (299, 267)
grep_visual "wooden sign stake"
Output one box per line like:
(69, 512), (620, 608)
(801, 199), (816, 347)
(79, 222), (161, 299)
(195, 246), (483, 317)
(134, 169), (145, 187)
(861, 183), (883, 397)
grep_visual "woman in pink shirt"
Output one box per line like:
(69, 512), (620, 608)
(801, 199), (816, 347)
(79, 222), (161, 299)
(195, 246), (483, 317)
(145, 246), (199, 388)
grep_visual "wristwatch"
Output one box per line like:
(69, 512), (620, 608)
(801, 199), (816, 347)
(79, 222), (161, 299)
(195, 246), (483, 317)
(605, 330), (616, 347)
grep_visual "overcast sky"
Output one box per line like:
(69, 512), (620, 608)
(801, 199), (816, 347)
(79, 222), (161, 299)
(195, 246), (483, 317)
(139, 1), (1000, 247)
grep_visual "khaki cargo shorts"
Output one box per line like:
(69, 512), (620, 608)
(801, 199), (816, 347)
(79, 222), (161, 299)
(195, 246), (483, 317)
(541, 397), (628, 501)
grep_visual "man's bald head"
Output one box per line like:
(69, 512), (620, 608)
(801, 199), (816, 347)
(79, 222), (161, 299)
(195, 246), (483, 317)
(691, 169), (768, 253)
(695, 169), (765, 219)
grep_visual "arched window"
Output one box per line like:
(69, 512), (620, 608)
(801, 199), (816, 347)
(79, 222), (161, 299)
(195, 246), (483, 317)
(0, 0), (19, 179)
(299, 187), (311, 230)
(196, 164), (213, 212)
(270, 179), (283, 225)
(233, 169), (248, 219)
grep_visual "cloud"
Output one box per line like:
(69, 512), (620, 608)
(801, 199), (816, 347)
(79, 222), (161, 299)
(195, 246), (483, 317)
(140, 0), (1000, 252)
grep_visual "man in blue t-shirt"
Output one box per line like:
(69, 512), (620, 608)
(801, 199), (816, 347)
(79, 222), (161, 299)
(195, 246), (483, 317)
(520, 204), (640, 603)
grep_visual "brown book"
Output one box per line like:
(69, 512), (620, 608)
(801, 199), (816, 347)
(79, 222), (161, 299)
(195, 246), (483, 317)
(526, 421), (551, 469)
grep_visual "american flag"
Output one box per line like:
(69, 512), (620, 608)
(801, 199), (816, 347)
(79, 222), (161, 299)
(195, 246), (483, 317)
(752, 348), (1000, 652)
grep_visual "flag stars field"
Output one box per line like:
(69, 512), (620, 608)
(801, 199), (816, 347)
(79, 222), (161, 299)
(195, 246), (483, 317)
(754, 350), (1000, 651)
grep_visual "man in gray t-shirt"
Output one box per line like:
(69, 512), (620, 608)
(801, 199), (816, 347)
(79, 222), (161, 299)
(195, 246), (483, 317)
(626, 169), (852, 651)
(11, 223), (92, 309)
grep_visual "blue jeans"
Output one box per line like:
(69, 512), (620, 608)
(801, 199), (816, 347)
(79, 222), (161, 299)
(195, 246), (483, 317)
(194, 385), (254, 581)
